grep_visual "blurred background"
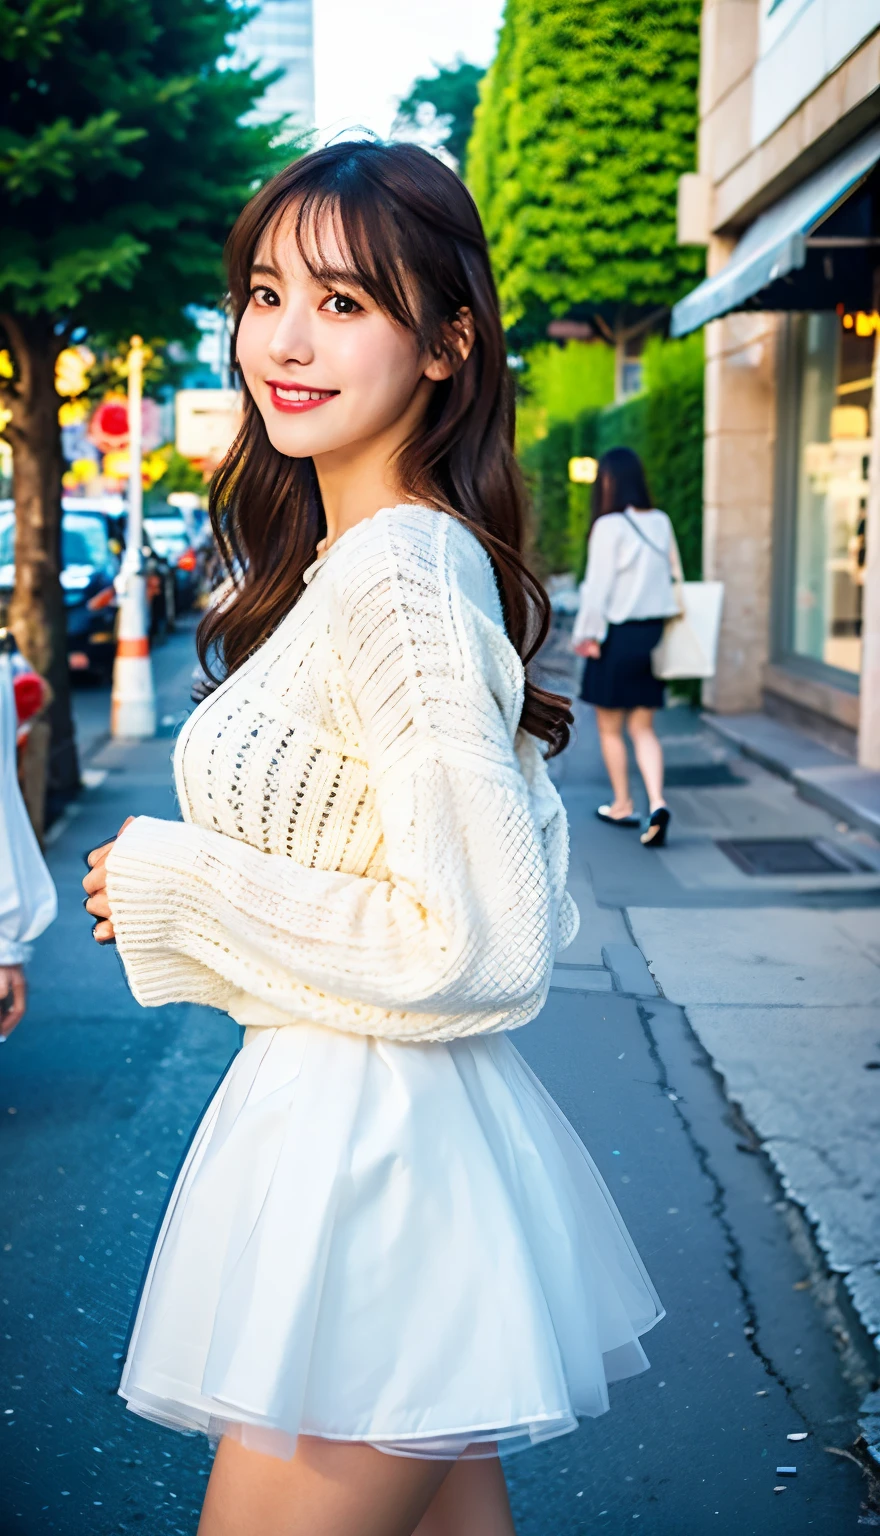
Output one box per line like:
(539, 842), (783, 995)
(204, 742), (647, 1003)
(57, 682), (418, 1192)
(3, 4), (880, 1532)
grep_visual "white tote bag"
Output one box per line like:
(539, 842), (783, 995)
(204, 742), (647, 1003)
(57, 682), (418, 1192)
(621, 513), (724, 680)
(650, 578), (724, 680)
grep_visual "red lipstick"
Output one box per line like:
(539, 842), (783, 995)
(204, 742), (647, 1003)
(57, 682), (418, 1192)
(266, 380), (339, 414)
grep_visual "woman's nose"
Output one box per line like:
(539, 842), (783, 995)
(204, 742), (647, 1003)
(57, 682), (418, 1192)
(267, 308), (315, 369)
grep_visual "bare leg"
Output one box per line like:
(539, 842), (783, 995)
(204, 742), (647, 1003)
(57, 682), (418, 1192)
(198, 1434), (453, 1536)
(626, 707), (665, 811)
(594, 707), (632, 816)
(412, 1455), (516, 1536)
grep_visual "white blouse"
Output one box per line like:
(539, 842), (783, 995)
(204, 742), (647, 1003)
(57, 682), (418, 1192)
(572, 509), (683, 646)
(106, 504), (578, 1043)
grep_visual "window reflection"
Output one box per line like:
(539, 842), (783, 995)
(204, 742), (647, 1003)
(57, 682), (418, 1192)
(793, 312), (873, 676)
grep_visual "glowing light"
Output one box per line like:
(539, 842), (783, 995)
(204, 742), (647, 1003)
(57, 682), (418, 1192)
(569, 456), (598, 485)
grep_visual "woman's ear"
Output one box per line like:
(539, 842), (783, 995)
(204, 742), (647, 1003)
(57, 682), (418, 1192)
(423, 307), (476, 382)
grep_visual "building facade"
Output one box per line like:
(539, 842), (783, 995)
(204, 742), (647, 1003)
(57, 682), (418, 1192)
(673, 0), (880, 765)
(235, 0), (315, 130)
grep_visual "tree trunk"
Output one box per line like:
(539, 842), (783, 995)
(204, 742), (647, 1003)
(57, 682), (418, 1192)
(1, 312), (79, 837)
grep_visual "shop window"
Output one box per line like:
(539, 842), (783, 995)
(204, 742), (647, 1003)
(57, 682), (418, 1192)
(789, 311), (873, 678)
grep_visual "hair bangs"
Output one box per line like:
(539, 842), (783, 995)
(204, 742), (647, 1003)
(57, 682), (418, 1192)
(289, 180), (420, 336)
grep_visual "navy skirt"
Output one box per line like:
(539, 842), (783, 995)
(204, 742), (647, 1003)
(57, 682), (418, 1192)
(580, 619), (665, 709)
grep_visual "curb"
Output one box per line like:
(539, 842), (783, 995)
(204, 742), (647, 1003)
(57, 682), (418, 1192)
(702, 712), (880, 841)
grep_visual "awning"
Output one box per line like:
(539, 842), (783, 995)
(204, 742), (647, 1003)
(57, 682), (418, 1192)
(671, 124), (880, 337)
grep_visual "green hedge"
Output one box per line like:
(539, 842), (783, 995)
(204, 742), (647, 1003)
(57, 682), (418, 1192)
(522, 332), (704, 581)
(520, 419), (574, 575)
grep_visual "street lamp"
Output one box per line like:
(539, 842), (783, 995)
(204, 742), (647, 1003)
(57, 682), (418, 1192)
(110, 335), (156, 738)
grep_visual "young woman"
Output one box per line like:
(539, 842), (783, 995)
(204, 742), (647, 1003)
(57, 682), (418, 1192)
(83, 144), (663, 1536)
(572, 448), (683, 848)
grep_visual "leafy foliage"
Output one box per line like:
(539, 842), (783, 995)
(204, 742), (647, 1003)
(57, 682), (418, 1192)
(145, 446), (207, 503)
(395, 57), (486, 170)
(0, 0), (296, 343)
(522, 332), (704, 581)
(468, 0), (704, 342)
(516, 340), (614, 451)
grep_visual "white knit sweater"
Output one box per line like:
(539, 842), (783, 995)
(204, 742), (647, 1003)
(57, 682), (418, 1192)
(106, 504), (579, 1043)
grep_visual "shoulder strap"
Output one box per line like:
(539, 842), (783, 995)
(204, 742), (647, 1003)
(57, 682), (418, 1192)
(622, 510), (671, 567)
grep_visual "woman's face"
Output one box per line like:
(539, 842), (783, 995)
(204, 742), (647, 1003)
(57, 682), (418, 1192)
(236, 210), (446, 463)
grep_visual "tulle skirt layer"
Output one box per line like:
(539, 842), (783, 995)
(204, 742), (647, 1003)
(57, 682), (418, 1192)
(119, 1022), (663, 1460)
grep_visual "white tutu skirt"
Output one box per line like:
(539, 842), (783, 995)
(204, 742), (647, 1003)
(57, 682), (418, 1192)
(119, 1023), (663, 1461)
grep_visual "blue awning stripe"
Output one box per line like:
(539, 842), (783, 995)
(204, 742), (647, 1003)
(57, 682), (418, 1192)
(671, 125), (880, 337)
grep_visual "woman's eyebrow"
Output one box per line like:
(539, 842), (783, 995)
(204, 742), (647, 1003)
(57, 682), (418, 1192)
(307, 263), (365, 290)
(251, 262), (282, 278)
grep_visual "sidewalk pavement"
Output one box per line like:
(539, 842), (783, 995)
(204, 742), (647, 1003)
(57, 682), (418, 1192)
(541, 620), (880, 1460)
(705, 710), (880, 841)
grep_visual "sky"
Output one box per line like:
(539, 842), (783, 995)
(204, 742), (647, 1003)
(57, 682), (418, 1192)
(312, 0), (505, 145)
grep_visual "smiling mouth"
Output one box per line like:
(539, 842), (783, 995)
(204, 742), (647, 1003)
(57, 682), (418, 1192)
(267, 381), (339, 413)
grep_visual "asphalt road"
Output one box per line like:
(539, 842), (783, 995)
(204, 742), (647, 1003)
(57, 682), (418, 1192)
(0, 621), (871, 1533)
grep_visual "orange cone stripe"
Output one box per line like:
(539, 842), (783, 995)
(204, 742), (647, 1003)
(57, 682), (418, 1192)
(116, 637), (150, 658)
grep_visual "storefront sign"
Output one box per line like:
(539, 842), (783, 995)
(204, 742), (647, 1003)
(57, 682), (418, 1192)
(175, 390), (242, 463)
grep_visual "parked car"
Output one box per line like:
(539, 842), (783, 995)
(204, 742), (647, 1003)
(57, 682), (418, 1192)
(143, 509), (206, 611)
(59, 508), (123, 676)
(0, 499), (176, 679)
(62, 497), (177, 645)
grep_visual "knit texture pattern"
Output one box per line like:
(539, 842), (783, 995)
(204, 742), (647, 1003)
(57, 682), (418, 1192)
(107, 505), (579, 1042)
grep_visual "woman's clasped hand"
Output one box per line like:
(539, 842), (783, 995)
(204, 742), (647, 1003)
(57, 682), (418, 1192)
(82, 816), (134, 943)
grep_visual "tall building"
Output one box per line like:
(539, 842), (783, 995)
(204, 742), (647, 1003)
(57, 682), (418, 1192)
(236, 0), (315, 130)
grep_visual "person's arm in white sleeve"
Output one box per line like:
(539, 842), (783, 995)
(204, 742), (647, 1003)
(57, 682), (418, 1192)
(572, 516), (619, 646)
(668, 521), (685, 585)
(0, 652), (57, 968)
(105, 518), (563, 1041)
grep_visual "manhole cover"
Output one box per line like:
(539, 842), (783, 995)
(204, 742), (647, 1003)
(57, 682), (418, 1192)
(665, 763), (746, 787)
(717, 838), (873, 877)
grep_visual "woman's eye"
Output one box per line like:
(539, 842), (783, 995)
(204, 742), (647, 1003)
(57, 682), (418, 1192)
(250, 286), (279, 307)
(321, 293), (360, 315)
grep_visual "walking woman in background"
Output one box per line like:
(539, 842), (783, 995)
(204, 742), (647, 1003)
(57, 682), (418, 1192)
(83, 143), (662, 1536)
(572, 447), (683, 848)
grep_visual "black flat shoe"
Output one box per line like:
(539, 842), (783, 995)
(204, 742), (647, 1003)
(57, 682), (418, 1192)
(640, 806), (671, 848)
(596, 804), (641, 828)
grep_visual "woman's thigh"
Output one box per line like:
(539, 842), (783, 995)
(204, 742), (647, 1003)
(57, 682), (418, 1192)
(626, 707), (656, 735)
(412, 1455), (516, 1536)
(594, 706), (626, 736)
(198, 1434), (453, 1536)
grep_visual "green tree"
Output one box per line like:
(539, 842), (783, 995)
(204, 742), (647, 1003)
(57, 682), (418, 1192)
(468, 0), (704, 350)
(0, 0), (291, 822)
(394, 57), (486, 170)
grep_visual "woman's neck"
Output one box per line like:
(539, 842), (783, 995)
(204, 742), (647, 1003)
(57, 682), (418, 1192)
(314, 447), (404, 552)
(313, 380), (433, 551)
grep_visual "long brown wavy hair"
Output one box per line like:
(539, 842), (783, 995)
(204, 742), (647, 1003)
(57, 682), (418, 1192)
(198, 140), (572, 754)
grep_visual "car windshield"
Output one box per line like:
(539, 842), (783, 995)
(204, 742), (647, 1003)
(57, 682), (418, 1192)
(62, 513), (110, 568)
(144, 517), (189, 555)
